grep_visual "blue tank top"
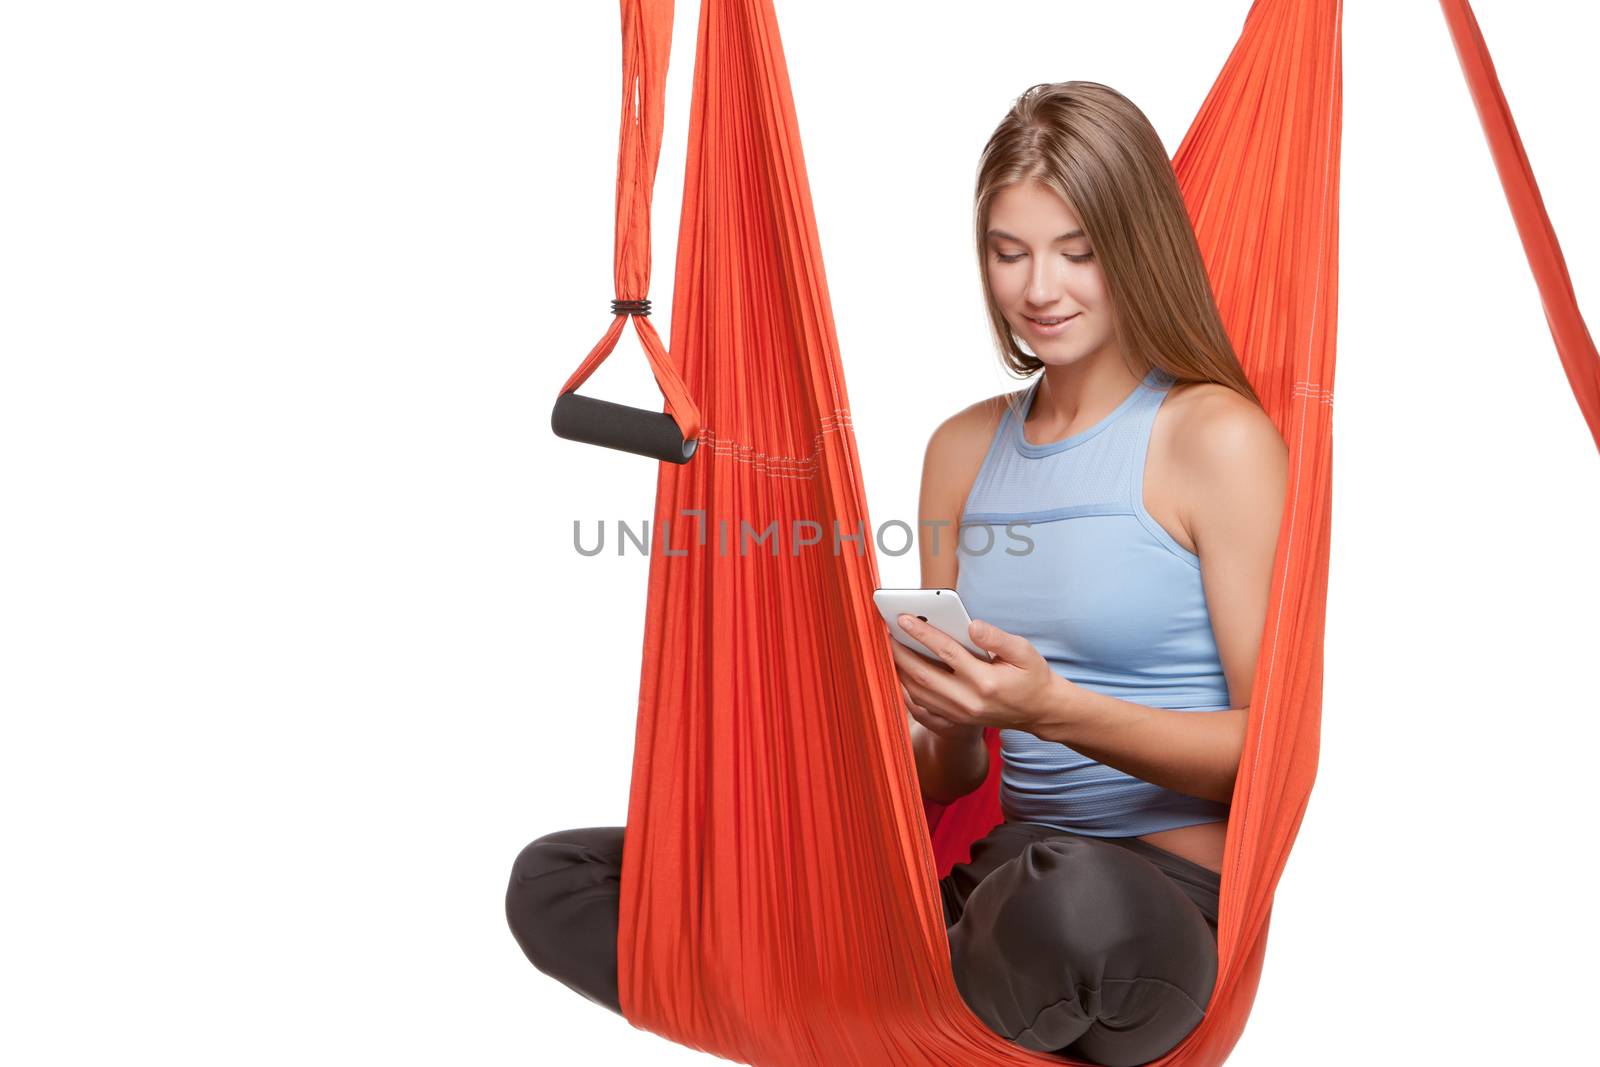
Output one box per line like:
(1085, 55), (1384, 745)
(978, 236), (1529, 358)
(954, 366), (1232, 837)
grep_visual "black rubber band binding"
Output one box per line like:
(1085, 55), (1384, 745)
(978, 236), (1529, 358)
(611, 298), (652, 316)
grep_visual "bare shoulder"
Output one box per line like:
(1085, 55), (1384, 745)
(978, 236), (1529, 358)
(920, 389), (1019, 495)
(1164, 381), (1288, 544)
(1166, 381), (1287, 472)
(924, 390), (1015, 463)
(917, 389), (1021, 586)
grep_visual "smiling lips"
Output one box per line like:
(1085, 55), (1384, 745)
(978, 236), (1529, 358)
(1025, 312), (1080, 334)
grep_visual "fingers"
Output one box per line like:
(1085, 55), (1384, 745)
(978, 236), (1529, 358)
(905, 690), (966, 739)
(895, 646), (969, 728)
(900, 682), (937, 724)
(890, 636), (936, 678)
(892, 640), (954, 707)
(968, 619), (1020, 664)
(896, 614), (977, 681)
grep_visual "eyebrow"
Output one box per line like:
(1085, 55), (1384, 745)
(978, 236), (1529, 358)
(986, 228), (1085, 243)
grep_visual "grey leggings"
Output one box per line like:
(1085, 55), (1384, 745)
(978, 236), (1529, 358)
(505, 820), (1220, 1067)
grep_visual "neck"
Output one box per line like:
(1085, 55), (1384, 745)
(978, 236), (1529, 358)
(1031, 359), (1145, 434)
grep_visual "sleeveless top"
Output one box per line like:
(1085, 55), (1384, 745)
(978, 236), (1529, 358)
(954, 366), (1232, 837)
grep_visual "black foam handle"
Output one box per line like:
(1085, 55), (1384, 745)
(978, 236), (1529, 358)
(551, 391), (699, 464)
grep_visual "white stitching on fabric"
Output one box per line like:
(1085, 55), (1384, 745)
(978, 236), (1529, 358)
(1292, 381), (1334, 406)
(695, 410), (853, 480)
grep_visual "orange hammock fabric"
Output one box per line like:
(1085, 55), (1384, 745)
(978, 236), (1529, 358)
(549, 1), (1600, 1063)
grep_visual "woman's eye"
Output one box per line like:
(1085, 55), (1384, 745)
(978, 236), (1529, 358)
(994, 251), (1093, 263)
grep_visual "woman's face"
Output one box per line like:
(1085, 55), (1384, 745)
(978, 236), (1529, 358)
(984, 179), (1115, 368)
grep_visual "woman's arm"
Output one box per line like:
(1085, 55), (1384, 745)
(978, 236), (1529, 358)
(907, 397), (1006, 804)
(1032, 389), (1288, 803)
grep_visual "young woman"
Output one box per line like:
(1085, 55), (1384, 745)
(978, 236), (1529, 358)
(505, 81), (1286, 1067)
(892, 81), (1286, 1063)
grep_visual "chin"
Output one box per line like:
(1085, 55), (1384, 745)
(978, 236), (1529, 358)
(1024, 347), (1090, 368)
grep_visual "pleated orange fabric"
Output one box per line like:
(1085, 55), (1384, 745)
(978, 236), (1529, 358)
(551, 1), (1600, 1063)
(1436, 0), (1600, 448)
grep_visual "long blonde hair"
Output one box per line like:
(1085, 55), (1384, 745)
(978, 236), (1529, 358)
(975, 81), (1261, 409)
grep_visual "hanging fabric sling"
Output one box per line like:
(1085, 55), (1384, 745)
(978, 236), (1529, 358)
(547, 0), (1600, 1062)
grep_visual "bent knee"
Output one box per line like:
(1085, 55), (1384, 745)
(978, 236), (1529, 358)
(949, 837), (1217, 1060)
(968, 837), (1214, 969)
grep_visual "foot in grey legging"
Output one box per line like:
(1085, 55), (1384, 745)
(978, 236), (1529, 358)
(505, 826), (625, 1015)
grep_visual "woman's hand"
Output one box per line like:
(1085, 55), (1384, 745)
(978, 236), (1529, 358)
(901, 680), (983, 742)
(890, 614), (1072, 736)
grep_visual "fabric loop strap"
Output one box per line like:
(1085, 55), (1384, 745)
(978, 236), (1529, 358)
(551, 0), (701, 454)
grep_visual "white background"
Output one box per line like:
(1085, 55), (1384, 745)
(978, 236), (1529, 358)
(3, 1), (1597, 1064)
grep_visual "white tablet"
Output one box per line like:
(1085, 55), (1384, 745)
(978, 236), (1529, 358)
(872, 587), (994, 662)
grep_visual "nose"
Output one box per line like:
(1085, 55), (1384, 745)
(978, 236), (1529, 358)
(1024, 255), (1063, 309)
